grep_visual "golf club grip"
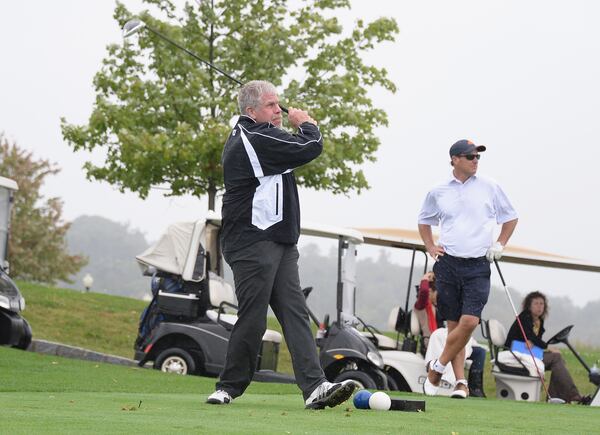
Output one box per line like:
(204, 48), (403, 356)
(280, 105), (288, 114)
(494, 259), (506, 286)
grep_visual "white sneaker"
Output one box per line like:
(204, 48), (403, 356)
(305, 380), (356, 410)
(423, 377), (439, 396)
(206, 390), (233, 405)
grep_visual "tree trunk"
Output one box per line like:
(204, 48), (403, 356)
(208, 183), (216, 211)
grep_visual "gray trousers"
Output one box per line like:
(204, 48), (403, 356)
(216, 241), (326, 399)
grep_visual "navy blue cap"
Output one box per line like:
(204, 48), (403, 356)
(449, 139), (486, 157)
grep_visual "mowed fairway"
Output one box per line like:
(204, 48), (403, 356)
(1, 347), (598, 434)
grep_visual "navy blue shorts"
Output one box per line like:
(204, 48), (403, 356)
(432, 254), (491, 321)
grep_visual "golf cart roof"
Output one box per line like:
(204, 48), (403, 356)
(136, 220), (206, 281)
(301, 221), (363, 244)
(0, 177), (18, 191)
(356, 227), (600, 273)
(205, 211), (363, 244)
(137, 212), (363, 278)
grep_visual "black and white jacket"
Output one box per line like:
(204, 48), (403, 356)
(220, 115), (323, 254)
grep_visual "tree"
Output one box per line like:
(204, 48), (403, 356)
(0, 135), (87, 284)
(61, 0), (398, 209)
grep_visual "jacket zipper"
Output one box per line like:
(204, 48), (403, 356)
(275, 183), (279, 215)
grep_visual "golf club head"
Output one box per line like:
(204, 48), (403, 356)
(123, 19), (146, 38)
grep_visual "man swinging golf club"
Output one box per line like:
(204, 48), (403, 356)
(417, 139), (518, 398)
(207, 80), (355, 408)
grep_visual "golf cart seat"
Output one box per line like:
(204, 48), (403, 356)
(208, 272), (236, 308)
(205, 274), (282, 346)
(483, 318), (543, 402)
(358, 306), (410, 350)
(384, 306), (421, 336)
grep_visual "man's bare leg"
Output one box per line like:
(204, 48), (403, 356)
(428, 315), (479, 385)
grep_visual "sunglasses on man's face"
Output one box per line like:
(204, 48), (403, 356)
(460, 154), (481, 161)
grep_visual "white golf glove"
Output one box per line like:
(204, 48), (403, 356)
(486, 242), (504, 263)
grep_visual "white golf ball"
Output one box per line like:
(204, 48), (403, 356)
(368, 391), (391, 411)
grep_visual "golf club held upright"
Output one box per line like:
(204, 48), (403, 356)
(122, 18), (289, 113)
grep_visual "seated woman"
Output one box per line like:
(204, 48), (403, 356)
(505, 291), (590, 404)
(413, 272), (487, 398)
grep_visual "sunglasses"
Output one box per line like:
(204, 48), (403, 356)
(460, 154), (481, 160)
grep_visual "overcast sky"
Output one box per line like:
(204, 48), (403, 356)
(1, 1), (599, 308)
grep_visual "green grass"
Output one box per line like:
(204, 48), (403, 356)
(17, 281), (600, 399)
(18, 281), (298, 372)
(1, 346), (599, 434)
(18, 282), (146, 358)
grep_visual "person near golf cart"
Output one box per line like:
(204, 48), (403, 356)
(413, 271), (488, 397)
(418, 139), (518, 399)
(413, 272), (439, 350)
(505, 291), (592, 404)
(207, 81), (356, 408)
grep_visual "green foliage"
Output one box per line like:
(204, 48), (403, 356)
(61, 0), (398, 207)
(0, 137), (87, 284)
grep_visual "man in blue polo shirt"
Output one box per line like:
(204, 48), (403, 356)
(418, 139), (518, 399)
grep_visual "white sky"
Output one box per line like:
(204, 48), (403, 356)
(1, 1), (599, 306)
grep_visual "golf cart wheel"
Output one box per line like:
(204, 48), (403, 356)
(385, 373), (399, 391)
(13, 317), (32, 350)
(154, 348), (196, 375)
(334, 370), (377, 389)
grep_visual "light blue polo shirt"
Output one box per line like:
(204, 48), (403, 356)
(418, 174), (518, 258)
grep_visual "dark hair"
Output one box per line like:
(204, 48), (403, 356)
(522, 291), (548, 319)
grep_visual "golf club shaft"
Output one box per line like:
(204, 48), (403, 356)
(305, 304), (321, 328)
(144, 25), (289, 113)
(564, 340), (592, 373)
(494, 260), (554, 399)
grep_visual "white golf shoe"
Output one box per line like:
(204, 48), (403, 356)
(206, 390), (233, 405)
(305, 380), (356, 410)
(451, 379), (469, 399)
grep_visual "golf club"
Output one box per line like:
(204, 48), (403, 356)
(494, 259), (565, 404)
(122, 18), (288, 113)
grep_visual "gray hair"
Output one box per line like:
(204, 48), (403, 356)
(238, 80), (277, 114)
